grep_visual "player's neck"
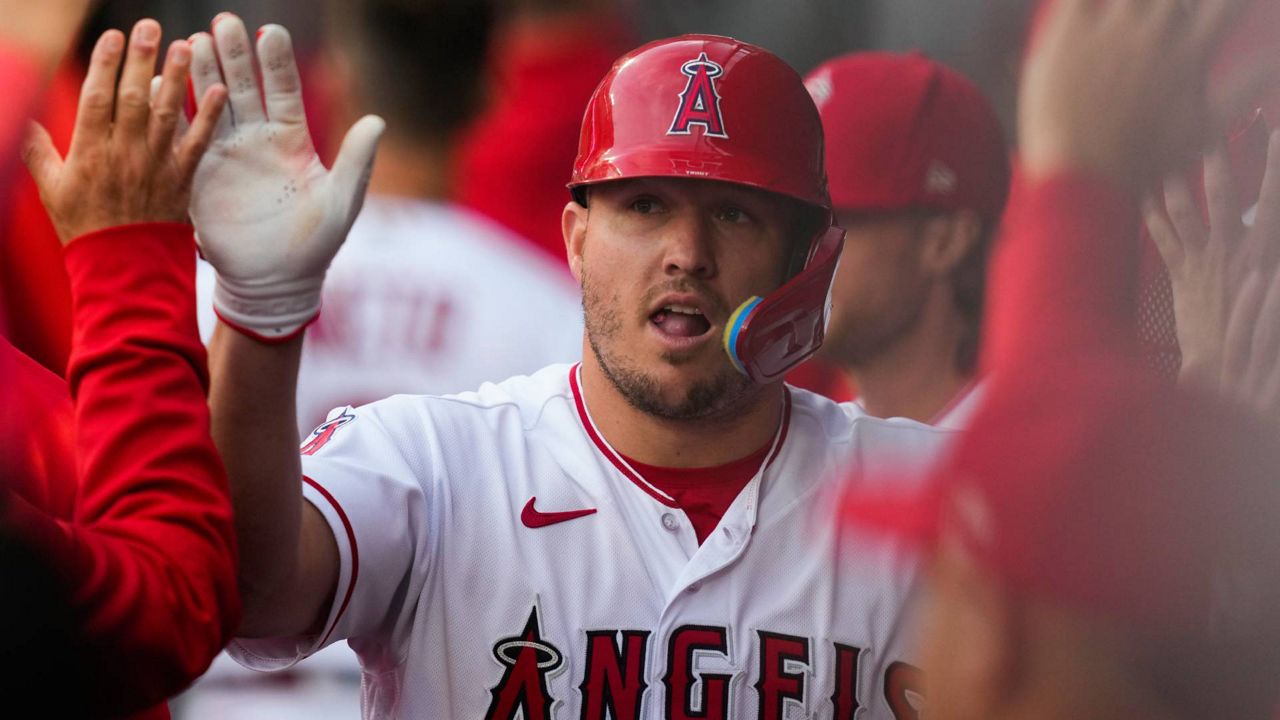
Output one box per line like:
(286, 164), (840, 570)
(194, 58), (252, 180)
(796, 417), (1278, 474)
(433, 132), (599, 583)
(578, 357), (786, 469)
(365, 135), (452, 202)
(844, 293), (973, 423)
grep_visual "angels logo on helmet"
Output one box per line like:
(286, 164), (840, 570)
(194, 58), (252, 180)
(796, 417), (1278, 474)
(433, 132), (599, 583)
(668, 52), (729, 139)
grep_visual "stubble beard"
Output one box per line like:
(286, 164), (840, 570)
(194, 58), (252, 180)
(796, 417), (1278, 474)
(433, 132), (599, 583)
(581, 271), (756, 421)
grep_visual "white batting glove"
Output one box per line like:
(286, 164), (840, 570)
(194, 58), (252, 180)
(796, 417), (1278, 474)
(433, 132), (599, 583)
(185, 15), (384, 341)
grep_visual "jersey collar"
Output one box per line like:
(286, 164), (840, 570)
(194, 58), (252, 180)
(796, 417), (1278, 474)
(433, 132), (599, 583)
(568, 363), (791, 508)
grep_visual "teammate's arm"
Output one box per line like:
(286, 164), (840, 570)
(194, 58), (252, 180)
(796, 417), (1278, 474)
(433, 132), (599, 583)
(186, 15), (383, 637)
(13, 19), (240, 710)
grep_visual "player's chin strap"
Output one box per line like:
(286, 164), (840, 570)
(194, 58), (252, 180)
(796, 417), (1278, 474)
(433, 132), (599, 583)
(723, 225), (845, 384)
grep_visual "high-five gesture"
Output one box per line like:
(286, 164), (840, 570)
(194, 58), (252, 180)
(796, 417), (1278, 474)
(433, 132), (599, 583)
(187, 14), (384, 341)
(22, 19), (227, 244)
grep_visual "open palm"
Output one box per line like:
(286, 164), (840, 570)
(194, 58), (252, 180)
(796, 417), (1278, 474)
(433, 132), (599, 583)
(186, 14), (383, 340)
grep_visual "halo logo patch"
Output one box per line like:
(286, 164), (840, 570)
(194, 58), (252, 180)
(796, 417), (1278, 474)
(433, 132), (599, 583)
(668, 52), (729, 139)
(300, 410), (355, 456)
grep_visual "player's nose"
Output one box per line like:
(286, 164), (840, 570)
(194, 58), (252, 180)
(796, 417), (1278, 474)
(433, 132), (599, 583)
(659, 209), (717, 280)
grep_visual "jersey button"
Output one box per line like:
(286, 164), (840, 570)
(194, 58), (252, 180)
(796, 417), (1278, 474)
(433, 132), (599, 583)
(661, 513), (679, 532)
(687, 582), (702, 593)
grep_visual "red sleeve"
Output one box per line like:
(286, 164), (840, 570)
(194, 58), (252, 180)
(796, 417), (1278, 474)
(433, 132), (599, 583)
(1, 223), (240, 714)
(984, 171), (1141, 372)
(0, 337), (76, 516)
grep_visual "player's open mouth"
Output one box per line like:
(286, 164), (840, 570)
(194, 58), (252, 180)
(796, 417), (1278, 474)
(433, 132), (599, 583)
(650, 303), (712, 338)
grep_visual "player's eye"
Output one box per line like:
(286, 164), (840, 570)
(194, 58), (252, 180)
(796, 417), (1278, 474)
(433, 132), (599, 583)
(629, 196), (664, 215)
(717, 205), (752, 224)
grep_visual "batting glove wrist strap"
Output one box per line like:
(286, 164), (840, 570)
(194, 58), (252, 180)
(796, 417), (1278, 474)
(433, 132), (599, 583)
(213, 274), (323, 341)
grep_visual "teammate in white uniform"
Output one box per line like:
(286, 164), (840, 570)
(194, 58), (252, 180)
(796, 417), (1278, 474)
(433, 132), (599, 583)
(803, 53), (1010, 428)
(187, 16), (951, 719)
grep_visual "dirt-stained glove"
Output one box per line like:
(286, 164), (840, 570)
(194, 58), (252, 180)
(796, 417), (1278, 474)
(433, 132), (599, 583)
(186, 14), (383, 341)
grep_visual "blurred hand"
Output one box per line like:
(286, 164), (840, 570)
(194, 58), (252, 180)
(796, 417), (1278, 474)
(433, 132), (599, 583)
(22, 20), (228, 245)
(0, 0), (95, 75)
(186, 15), (384, 342)
(1146, 128), (1280, 425)
(1144, 145), (1250, 382)
(1019, 0), (1260, 186)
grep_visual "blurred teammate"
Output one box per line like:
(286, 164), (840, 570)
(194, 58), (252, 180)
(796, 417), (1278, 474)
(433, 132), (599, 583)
(189, 16), (953, 717)
(7, 16), (239, 718)
(804, 51), (1009, 427)
(454, 0), (632, 264)
(849, 0), (1280, 717)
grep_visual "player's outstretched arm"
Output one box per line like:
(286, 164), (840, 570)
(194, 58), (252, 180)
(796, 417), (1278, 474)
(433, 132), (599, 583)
(15, 19), (240, 710)
(188, 14), (383, 637)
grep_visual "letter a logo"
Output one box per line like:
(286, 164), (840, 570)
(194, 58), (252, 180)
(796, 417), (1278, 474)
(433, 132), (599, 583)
(668, 52), (728, 139)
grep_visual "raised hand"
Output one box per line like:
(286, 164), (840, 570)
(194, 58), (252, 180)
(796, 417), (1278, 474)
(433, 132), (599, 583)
(22, 19), (227, 244)
(1018, 0), (1262, 187)
(1147, 124), (1280, 426)
(1143, 140), (1258, 384)
(185, 14), (384, 342)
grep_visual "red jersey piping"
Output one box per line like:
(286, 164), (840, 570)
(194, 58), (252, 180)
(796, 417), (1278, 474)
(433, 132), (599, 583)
(568, 363), (792, 506)
(303, 475), (358, 646)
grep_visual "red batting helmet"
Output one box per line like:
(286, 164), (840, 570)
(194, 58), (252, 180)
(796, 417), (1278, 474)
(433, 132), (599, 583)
(568, 34), (844, 384)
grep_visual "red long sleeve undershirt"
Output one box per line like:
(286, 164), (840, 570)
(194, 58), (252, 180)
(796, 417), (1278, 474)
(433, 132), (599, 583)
(1, 223), (240, 717)
(984, 170), (1142, 373)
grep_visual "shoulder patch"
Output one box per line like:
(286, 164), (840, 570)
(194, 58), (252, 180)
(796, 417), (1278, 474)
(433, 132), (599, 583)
(300, 409), (356, 455)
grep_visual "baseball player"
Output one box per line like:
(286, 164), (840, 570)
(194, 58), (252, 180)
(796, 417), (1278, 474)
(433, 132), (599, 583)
(803, 52), (1010, 428)
(849, 1), (1280, 716)
(190, 15), (952, 718)
(186, 3), (580, 716)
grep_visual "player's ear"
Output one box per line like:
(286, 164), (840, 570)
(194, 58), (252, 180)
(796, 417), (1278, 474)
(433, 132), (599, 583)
(920, 210), (982, 278)
(563, 200), (588, 284)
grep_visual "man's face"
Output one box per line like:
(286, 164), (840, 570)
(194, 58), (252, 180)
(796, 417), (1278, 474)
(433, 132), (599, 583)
(823, 210), (935, 367)
(565, 177), (800, 420)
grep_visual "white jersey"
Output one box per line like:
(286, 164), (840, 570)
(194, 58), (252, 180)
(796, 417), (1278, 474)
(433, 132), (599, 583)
(196, 195), (584, 433)
(230, 363), (952, 719)
(190, 196), (583, 720)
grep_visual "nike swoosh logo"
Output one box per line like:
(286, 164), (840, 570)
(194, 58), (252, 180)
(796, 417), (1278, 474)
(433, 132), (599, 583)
(521, 496), (597, 528)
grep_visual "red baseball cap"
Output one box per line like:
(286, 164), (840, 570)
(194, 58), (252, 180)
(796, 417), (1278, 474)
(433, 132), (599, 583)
(845, 349), (1280, 640)
(804, 51), (1010, 219)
